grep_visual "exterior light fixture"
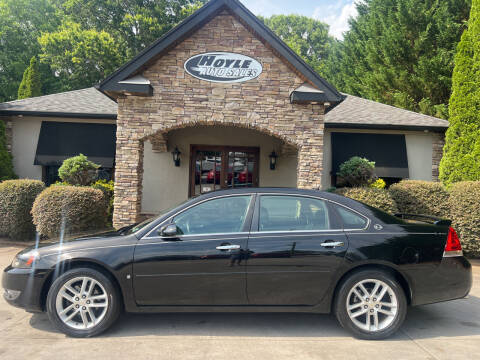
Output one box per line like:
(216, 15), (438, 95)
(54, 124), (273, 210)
(269, 150), (278, 170)
(172, 146), (181, 167)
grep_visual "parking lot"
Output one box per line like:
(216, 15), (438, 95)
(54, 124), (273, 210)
(1, 242), (480, 360)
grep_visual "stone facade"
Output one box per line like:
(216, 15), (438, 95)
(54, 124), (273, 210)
(432, 132), (445, 181)
(113, 9), (326, 228)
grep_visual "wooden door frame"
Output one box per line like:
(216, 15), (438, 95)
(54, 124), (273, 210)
(189, 144), (260, 197)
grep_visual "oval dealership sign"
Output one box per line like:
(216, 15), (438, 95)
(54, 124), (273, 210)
(184, 52), (262, 83)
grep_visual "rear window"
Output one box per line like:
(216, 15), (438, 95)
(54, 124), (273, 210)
(334, 205), (368, 229)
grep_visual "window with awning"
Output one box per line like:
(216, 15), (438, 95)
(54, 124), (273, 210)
(331, 132), (409, 179)
(34, 121), (116, 168)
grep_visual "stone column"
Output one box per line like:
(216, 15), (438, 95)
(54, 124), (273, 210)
(112, 128), (145, 229)
(296, 105), (324, 189)
(432, 132), (445, 181)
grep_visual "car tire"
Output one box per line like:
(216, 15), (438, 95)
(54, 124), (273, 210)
(46, 267), (121, 337)
(334, 269), (407, 340)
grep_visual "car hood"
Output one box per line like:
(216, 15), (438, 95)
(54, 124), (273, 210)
(19, 228), (136, 257)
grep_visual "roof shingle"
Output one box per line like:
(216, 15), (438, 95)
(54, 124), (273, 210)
(0, 88), (117, 117)
(325, 93), (449, 130)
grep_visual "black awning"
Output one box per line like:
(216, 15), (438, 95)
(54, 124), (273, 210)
(34, 122), (116, 167)
(331, 132), (409, 178)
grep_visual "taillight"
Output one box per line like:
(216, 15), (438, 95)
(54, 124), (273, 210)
(443, 227), (463, 257)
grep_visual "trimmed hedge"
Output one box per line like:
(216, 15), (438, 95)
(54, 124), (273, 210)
(91, 180), (114, 226)
(335, 187), (398, 214)
(389, 180), (450, 217)
(32, 185), (108, 238)
(0, 179), (45, 240)
(448, 182), (480, 257)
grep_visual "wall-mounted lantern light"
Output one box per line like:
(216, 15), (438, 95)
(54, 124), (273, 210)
(269, 150), (278, 170)
(172, 146), (181, 167)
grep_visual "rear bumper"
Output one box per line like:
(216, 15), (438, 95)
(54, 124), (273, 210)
(412, 256), (472, 306)
(2, 265), (50, 312)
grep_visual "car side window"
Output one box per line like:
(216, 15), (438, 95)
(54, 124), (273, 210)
(173, 195), (252, 235)
(334, 205), (368, 229)
(259, 195), (330, 231)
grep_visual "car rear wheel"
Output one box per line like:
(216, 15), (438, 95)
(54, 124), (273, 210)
(335, 269), (407, 340)
(46, 267), (121, 337)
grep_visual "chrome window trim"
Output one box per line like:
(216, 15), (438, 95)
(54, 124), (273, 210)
(142, 193), (255, 240)
(249, 229), (343, 234)
(249, 232), (347, 239)
(138, 235), (250, 246)
(256, 192), (371, 232)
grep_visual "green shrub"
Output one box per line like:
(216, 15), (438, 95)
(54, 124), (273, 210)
(337, 156), (376, 187)
(0, 120), (16, 181)
(389, 180), (450, 217)
(335, 187), (398, 214)
(91, 179), (114, 226)
(31, 185), (108, 238)
(58, 154), (99, 186)
(0, 179), (45, 240)
(448, 181), (480, 257)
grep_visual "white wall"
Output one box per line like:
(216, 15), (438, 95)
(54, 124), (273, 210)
(141, 125), (298, 214)
(322, 128), (435, 189)
(10, 116), (116, 180)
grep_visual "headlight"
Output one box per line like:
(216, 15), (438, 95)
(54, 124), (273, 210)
(11, 251), (40, 269)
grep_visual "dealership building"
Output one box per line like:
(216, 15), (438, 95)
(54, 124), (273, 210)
(0, 0), (448, 228)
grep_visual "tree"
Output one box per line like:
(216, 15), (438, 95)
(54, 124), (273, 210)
(260, 15), (333, 74)
(0, 0), (60, 102)
(18, 56), (43, 99)
(439, 0), (480, 185)
(0, 120), (16, 181)
(323, 0), (471, 119)
(39, 21), (123, 91)
(53, 0), (207, 59)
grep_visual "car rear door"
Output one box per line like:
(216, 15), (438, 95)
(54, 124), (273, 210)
(245, 194), (349, 305)
(133, 194), (254, 306)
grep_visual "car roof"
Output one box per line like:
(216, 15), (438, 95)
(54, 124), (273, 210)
(195, 187), (344, 202)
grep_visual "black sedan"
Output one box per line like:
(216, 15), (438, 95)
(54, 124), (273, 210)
(3, 188), (472, 339)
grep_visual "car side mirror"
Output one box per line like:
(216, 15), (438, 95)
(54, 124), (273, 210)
(160, 224), (178, 237)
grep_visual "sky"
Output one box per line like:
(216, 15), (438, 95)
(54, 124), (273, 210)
(239, 0), (358, 40)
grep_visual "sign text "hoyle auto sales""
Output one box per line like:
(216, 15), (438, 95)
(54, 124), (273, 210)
(184, 52), (263, 83)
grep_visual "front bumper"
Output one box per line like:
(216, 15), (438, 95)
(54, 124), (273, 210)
(2, 265), (50, 312)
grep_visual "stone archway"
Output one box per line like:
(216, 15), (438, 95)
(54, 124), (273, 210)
(112, 115), (324, 228)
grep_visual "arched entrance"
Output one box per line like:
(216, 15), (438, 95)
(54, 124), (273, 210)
(140, 124), (299, 216)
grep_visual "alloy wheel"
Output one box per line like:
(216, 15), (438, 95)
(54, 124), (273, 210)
(55, 276), (109, 330)
(346, 278), (398, 332)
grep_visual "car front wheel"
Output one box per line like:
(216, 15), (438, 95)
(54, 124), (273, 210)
(46, 267), (121, 337)
(335, 269), (407, 340)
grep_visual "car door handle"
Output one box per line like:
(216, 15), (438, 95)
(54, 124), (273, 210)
(216, 244), (241, 251)
(320, 241), (345, 248)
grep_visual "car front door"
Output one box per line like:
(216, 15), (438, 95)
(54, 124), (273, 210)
(133, 194), (254, 306)
(246, 194), (350, 305)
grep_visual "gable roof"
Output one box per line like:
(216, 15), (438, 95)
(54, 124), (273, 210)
(0, 88), (117, 119)
(325, 94), (449, 131)
(97, 0), (342, 103)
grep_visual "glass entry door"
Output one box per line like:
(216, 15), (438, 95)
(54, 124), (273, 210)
(190, 145), (259, 197)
